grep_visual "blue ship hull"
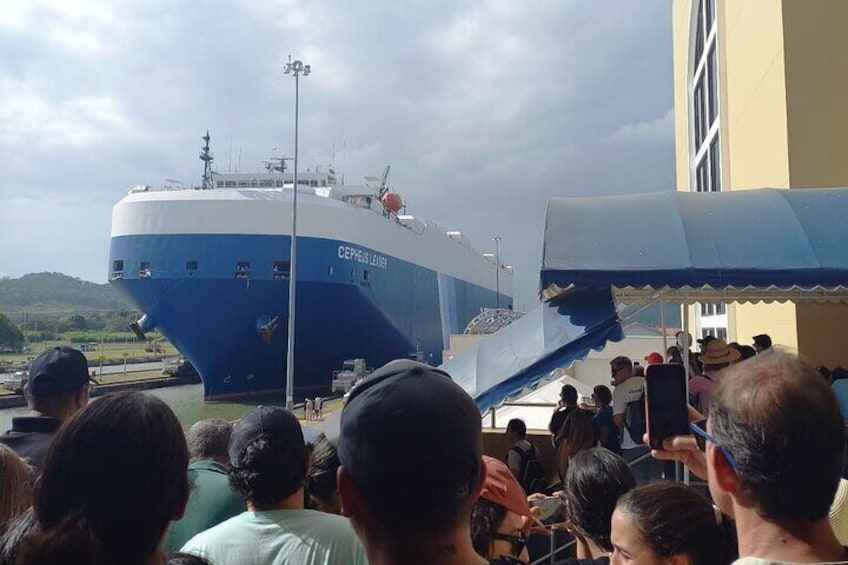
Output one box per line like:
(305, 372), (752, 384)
(109, 233), (508, 399)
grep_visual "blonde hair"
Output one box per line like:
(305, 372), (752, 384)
(0, 444), (33, 534)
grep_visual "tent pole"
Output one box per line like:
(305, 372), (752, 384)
(683, 302), (690, 486)
(661, 299), (668, 359)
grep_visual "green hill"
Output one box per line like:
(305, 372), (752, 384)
(0, 272), (131, 315)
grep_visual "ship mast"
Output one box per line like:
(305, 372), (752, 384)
(199, 131), (214, 189)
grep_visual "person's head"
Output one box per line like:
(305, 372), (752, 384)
(564, 448), (635, 553)
(644, 352), (664, 365)
(666, 345), (682, 364)
(675, 331), (692, 351)
(185, 418), (233, 464)
(556, 409), (595, 480)
(707, 350), (845, 526)
(168, 553), (214, 565)
(592, 385), (612, 407)
(337, 360), (483, 551)
(306, 434), (341, 514)
(752, 334), (772, 353)
(471, 456), (533, 563)
(697, 334), (716, 352)
(505, 418), (527, 443)
(0, 444), (32, 535)
(20, 391), (189, 565)
(227, 406), (308, 510)
(609, 357), (633, 386)
(559, 384), (578, 407)
(737, 345), (756, 361)
(611, 482), (734, 565)
(697, 339), (740, 372)
(817, 365), (833, 384)
(25, 346), (94, 420)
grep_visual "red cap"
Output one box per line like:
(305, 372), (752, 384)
(644, 352), (664, 365)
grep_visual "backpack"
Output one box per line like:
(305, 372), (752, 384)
(624, 390), (647, 445)
(509, 443), (547, 494)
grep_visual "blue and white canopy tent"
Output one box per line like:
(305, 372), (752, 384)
(444, 188), (848, 414)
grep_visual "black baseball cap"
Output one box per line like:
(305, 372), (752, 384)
(27, 346), (94, 396)
(228, 406), (307, 469)
(753, 334), (772, 349)
(697, 335), (717, 347)
(338, 359), (482, 500)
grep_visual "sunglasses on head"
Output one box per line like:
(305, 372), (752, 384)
(493, 532), (528, 557)
(689, 418), (742, 471)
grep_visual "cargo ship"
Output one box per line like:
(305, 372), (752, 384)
(108, 134), (513, 399)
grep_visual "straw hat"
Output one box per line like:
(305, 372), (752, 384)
(830, 478), (848, 545)
(698, 339), (741, 365)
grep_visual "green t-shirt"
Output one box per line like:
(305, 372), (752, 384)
(180, 508), (367, 565)
(164, 460), (245, 553)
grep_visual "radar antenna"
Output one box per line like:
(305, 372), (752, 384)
(199, 131), (214, 189)
(378, 165), (391, 198)
(264, 155), (293, 173)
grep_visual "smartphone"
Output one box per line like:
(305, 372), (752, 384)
(645, 364), (689, 450)
(529, 496), (564, 521)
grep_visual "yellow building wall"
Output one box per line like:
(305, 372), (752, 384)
(782, 0), (848, 188)
(796, 304), (848, 369)
(672, 0), (691, 191)
(732, 302), (798, 352)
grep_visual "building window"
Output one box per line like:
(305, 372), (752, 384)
(363, 269), (370, 281)
(327, 266), (334, 276)
(186, 261), (198, 271)
(273, 261), (290, 280)
(113, 260), (124, 272)
(691, 0), (721, 193)
(139, 261), (151, 279)
(235, 262), (250, 279)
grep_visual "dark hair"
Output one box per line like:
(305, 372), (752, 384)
(711, 350), (845, 523)
(185, 418), (232, 462)
(306, 435), (340, 509)
(19, 392), (189, 565)
(470, 497), (507, 559)
(832, 367), (848, 383)
(610, 356), (632, 372)
(556, 409), (595, 480)
(228, 435), (308, 508)
(616, 482), (735, 564)
(506, 419), (527, 438)
(738, 345), (756, 361)
(592, 385), (612, 406)
(167, 553), (214, 565)
(560, 385), (578, 405)
(564, 448), (635, 552)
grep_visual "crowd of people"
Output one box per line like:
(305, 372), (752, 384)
(0, 340), (846, 564)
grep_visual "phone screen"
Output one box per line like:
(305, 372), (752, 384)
(645, 364), (689, 450)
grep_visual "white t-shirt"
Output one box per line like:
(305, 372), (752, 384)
(612, 376), (645, 450)
(181, 508), (367, 565)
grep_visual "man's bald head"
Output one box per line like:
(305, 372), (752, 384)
(710, 350), (845, 524)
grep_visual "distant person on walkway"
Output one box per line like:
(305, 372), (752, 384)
(16, 391), (190, 565)
(753, 333), (772, 354)
(505, 418), (546, 494)
(314, 396), (323, 420)
(549, 384), (579, 439)
(653, 350), (848, 564)
(0, 346), (94, 470)
(181, 406), (366, 565)
(164, 418), (245, 553)
(688, 339), (740, 417)
(337, 359), (488, 565)
(610, 356), (651, 481)
(305, 398), (313, 421)
(591, 385), (620, 454)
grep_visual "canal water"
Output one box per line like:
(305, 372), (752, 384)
(0, 384), (288, 431)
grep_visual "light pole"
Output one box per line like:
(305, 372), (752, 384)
(492, 235), (502, 308)
(283, 55), (310, 410)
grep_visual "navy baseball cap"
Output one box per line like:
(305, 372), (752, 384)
(338, 359), (482, 499)
(28, 346), (93, 396)
(228, 406), (306, 469)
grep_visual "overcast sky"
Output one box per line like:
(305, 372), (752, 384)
(0, 0), (674, 310)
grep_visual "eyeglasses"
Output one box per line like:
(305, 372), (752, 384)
(493, 532), (528, 557)
(690, 419), (742, 471)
